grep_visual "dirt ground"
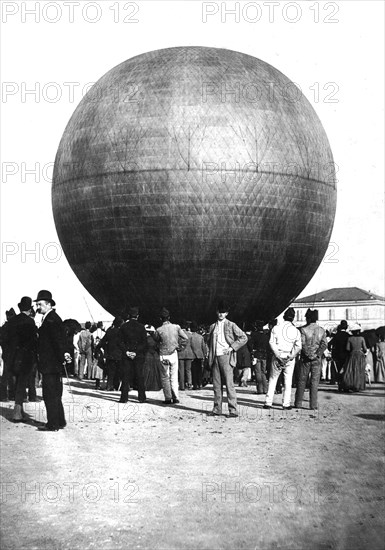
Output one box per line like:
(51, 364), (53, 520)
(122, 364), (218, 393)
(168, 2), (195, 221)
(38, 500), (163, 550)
(1, 378), (384, 550)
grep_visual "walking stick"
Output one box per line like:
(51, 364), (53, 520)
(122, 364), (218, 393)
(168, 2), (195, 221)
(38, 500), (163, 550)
(63, 360), (75, 402)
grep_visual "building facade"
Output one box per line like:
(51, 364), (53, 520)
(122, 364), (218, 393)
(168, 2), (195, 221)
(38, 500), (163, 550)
(290, 287), (385, 331)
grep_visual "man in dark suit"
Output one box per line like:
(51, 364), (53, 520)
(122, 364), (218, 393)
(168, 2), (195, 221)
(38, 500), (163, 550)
(119, 307), (148, 403)
(97, 316), (124, 391)
(35, 290), (71, 431)
(7, 297), (37, 421)
(207, 301), (247, 417)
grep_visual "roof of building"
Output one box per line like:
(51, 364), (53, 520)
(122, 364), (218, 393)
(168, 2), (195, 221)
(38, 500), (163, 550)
(294, 287), (385, 304)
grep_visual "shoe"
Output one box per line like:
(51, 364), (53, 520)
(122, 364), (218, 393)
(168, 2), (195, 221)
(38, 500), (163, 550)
(282, 406), (292, 410)
(228, 413), (239, 418)
(138, 398), (146, 403)
(59, 422), (67, 429)
(12, 404), (24, 422)
(263, 404), (272, 409)
(163, 400), (172, 405)
(119, 399), (128, 404)
(38, 425), (59, 432)
(208, 411), (222, 416)
(172, 399), (180, 404)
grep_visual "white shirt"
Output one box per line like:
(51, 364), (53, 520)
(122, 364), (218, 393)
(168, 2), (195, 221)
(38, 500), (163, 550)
(215, 319), (229, 356)
(269, 321), (301, 359)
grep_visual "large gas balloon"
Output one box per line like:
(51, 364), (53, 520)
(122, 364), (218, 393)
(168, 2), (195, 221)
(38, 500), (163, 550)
(52, 47), (336, 322)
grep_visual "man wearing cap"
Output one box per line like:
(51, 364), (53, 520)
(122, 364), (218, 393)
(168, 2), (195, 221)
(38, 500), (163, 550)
(154, 308), (188, 404)
(294, 309), (327, 410)
(119, 307), (148, 403)
(35, 290), (71, 431)
(7, 297), (38, 422)
(207, 301), (247, 417)
(264, 307), (302, 410)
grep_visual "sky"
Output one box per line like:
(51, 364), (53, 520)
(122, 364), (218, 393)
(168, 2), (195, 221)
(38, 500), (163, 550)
(1, 0), (384, 323)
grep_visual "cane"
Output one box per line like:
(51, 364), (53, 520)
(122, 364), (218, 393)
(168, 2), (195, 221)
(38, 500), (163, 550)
(63, 360), (75, 403)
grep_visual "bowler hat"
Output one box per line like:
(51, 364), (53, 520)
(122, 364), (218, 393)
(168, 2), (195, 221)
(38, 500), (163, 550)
(128, 306), (139, 317)
(18, 296), (33, 312)
(34, 290), (56, 306)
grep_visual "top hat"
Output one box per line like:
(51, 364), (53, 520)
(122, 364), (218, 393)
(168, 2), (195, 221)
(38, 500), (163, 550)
(34, 290), (56, 306)
(340, 320), (348, 329)
(128, 306), (139, 317)
(18, 296), (33, 312)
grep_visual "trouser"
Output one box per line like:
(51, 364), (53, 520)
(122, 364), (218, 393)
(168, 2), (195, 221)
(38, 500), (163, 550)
(159, 351), (179, 401)
(295, 358), (322, 409)
(334, 357), (346, 388)
(178, 359), (192, 389)
(238, 367), (249, 386)
(212, 355), (238, 414)
(106, 359), (121, 390)
(255, 358), (268, 393)
(14, 371), (31, 405)
(42, 373), (66, 428)
(0, 361), (15, 400)
(120, 357), (146, 401)
(191, 358), (203, 388)
(265, 358), (295, 407)
(78, 349), (93, 379)
(27, 364), (37, 400)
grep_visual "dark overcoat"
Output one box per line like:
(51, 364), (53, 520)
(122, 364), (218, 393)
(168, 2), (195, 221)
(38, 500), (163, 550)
(37, 310), (68, 374)
(120, 319), (148, 357)
(7, 313), (37, 375)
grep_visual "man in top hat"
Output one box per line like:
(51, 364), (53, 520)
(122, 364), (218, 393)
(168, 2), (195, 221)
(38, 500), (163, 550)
(207, 301), (247, 417)
(264, 307), (302, 410)
(34, 290), (71, 431)
(6, 297), (38, 421)
(119, 307), (148, 403)
(154, 308), (188, 405)
(294, 309), (327, 410)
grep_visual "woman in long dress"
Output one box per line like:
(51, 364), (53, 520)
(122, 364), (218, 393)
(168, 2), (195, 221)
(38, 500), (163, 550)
(341, 324), (367, 392)
(375, 337), (385, 382)
(143, 325), (162, 392)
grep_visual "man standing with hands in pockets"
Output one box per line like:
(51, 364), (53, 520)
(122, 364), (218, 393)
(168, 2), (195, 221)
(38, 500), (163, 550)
(207, 301), (247, 418)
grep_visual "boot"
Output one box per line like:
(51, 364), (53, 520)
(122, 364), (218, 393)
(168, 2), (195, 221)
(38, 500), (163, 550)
(12, 404), (24, 422)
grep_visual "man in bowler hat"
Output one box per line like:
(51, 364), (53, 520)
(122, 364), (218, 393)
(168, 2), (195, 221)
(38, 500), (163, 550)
(119, 307), (148, 403)
(7, 297), (38, 421)
(207, 301), (247, 417)
(34, 290), (71, 431)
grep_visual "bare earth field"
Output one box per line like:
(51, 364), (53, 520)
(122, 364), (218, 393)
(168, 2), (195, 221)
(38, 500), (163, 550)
(1, 380), (384, 550)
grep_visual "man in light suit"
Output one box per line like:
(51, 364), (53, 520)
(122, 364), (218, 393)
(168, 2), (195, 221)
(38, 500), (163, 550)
(207, 301), (247, 417)
(35, 290), (71, 431)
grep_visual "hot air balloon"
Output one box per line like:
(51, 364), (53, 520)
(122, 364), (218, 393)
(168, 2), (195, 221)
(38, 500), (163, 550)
(52, 47), (336, 323)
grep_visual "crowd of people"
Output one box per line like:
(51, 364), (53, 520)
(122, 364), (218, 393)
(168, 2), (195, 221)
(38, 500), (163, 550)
(0, 291), (384, 430)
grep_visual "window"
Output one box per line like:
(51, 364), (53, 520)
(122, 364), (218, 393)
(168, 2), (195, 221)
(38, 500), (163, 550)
(328, 309), (335, 320)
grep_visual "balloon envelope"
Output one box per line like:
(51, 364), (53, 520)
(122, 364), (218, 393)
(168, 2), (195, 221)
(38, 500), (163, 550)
(52, 47), (336, 323)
